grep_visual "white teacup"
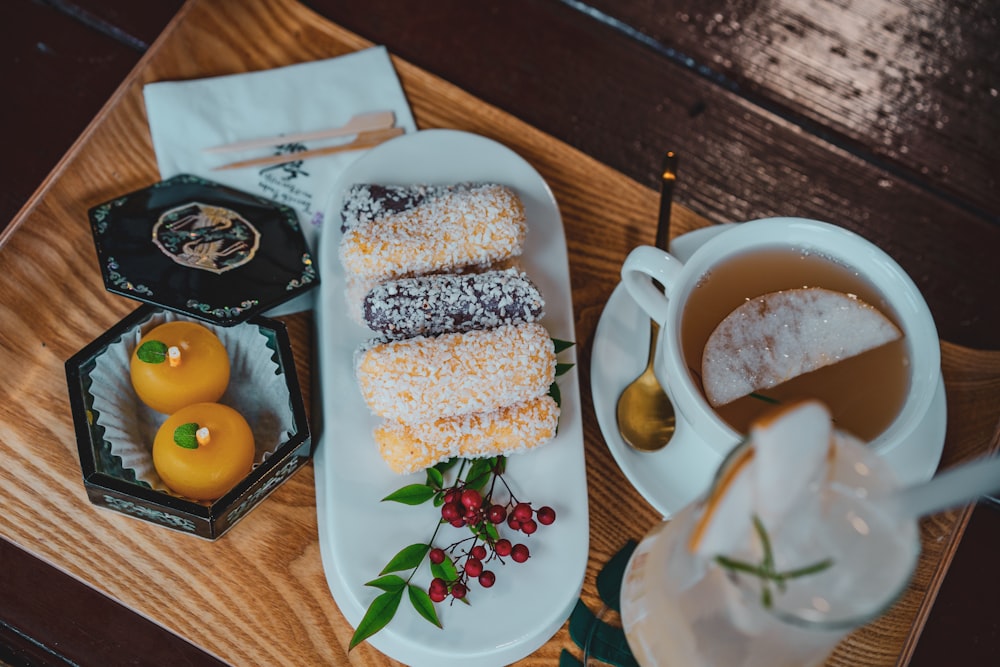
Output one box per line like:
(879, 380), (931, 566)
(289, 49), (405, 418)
(620, 217), (941, 462)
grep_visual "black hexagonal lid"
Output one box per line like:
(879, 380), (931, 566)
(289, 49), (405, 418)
(88, 174), (319, 326)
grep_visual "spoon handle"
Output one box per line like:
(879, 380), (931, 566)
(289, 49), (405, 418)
(645, 320), (660, 370)
(655, 152), (678, 252)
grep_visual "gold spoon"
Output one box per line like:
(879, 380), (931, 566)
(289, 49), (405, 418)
(615, 152), (678, 452)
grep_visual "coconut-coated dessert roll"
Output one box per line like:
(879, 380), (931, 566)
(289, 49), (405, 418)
(340, 183), (480, 233)
(343, 259), (522, 328)
(363, 268), (545, 339)
(355, 322), (555, 423)
(375, 396), (560, 474)
(338, 184), (527, 284)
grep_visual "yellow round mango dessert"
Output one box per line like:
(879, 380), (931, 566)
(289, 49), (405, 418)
(153, 402), (255, 501)
(130, 321), (230, 414)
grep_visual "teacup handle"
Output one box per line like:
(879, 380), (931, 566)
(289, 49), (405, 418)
(620, 246), (685, 324)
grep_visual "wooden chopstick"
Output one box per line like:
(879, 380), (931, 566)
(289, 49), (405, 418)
(203, 110), (396, 154)
(212, 127), (404, 171)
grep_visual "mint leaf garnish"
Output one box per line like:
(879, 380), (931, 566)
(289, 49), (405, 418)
(173, 423), (199, 449)
(136, 340), (168, 364)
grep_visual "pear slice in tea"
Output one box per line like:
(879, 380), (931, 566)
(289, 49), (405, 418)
(702, 287), (902, 407)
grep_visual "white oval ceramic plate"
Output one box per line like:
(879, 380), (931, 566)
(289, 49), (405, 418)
(592, 225), (946, 518)
(314, 129), (586, 666)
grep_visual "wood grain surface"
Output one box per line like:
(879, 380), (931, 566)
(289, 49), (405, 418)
(585, 0), (1000, 218)
(316, 0), (1000, 351)
(4, 0), (997, 349)
(0, 0), (182, 229)
(1, 0), (998, 665)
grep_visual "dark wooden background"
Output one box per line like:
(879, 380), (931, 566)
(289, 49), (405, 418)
(2, 0), (997, 665)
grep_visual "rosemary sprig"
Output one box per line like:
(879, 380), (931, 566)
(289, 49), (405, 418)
(714, 514), (833, 609)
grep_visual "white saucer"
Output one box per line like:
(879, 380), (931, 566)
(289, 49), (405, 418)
(591, 226), (947, 518)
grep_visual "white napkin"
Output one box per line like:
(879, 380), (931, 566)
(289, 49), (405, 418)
(143, 46), (417, 314)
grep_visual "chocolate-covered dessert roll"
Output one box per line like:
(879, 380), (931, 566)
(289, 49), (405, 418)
(363, 268), (545, 339)
(340, 183), (480, 233)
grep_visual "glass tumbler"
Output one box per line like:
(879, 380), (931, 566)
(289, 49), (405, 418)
(620, 437), (921, 667)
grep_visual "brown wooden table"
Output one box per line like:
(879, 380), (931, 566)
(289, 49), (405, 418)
(2, 1), (998, 665)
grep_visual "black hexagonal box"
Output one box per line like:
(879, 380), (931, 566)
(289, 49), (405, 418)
(87, 174), (318, 326)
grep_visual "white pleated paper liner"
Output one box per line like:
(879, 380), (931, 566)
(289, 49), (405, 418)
(87, 310), (295, 498)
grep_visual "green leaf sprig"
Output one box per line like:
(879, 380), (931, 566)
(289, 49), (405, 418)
(349, 457), (487, 650)
(714, 515), (833, 609)
(549, 338), (574, 413)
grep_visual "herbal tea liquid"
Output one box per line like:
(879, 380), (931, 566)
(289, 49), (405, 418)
(680, 248), (909, 441)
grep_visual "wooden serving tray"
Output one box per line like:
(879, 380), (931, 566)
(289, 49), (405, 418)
(1, 0), (997, 664)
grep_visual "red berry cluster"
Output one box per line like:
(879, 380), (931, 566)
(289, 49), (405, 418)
(427, 485), (556, 603)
